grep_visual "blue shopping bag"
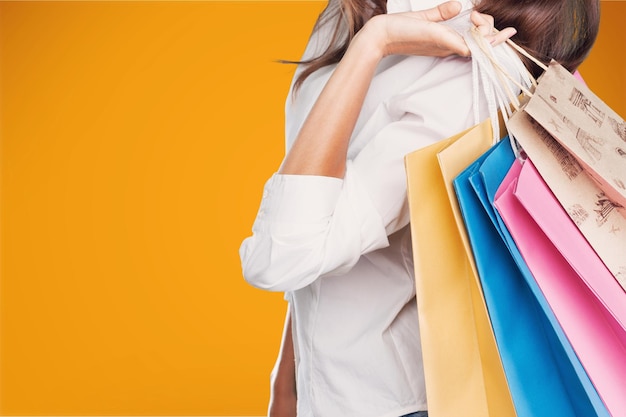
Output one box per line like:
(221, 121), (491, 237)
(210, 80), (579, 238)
(453, 138), (609, 417)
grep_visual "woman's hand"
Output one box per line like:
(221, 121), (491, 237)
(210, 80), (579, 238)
(279, 1), (516, 178)
(361, 1), (517, 59)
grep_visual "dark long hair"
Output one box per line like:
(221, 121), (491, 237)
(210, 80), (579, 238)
(290, 0), (387, 91)
(292, 0), (600, 90)
(476, 0), (600, 78)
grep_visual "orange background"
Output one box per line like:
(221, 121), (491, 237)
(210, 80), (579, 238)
(0, 1), (624, 415)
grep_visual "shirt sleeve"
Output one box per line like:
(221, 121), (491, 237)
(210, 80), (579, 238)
(239, 162), (388, 292)
(239, 121), (470, 293)
(240, 57), (476, 292)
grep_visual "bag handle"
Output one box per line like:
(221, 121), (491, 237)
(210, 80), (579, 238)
(450, 11), (549, 145)
(469, 27), (549, 107)
(505, 36), (548, 74)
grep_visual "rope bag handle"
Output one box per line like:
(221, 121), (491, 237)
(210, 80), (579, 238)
(462, 21), (553, 147)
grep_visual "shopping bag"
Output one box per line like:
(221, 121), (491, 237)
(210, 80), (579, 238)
(464, 31), (626, 290)
(508, 106), (626, 291)
(404, 119), (516, 417)
(494, 159), (626, 416)
(512, 161), (626, 335)
(453, 138), (609, 417)
(522, 61), (626, 209)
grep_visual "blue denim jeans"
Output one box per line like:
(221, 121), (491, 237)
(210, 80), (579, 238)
(401, 412), (428, 417)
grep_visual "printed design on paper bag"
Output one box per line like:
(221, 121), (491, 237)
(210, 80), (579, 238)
(531, 118), (583, 180)
(574, 127), (604, 163)
(567, 204), (589, 226)
(569, 88), (605, 127)
(525, 63), (626, 212)
(541, 96), (605, 163)
(594, 191), (622, 227)
(609, 224), (621, 235)
(609, 117), (626, 142)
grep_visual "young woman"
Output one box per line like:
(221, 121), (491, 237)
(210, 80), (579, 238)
(240, 0), (600, 416)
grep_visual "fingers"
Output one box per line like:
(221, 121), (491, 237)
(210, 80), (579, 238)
(381, 3), (515, 58)
(436, 1), (463, 21)
(470, 10), (494, 38)
(471, 10), (517, 46)
(455, 41), (471, 58)
(489, 27), (517, 46)
(414, 1), (462, 23)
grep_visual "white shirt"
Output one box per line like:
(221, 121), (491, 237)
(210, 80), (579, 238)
(240, 0), (524, 415)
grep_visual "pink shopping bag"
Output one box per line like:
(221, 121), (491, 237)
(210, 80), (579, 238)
(494, 159), (626, 416)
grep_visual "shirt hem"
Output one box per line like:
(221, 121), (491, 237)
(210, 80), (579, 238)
(379, 403), (427, 417)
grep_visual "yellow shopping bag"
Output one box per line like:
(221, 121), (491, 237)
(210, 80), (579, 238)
(405, 119), (516, 417)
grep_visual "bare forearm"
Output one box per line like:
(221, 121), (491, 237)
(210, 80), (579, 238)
(279, 22), (383, 178)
